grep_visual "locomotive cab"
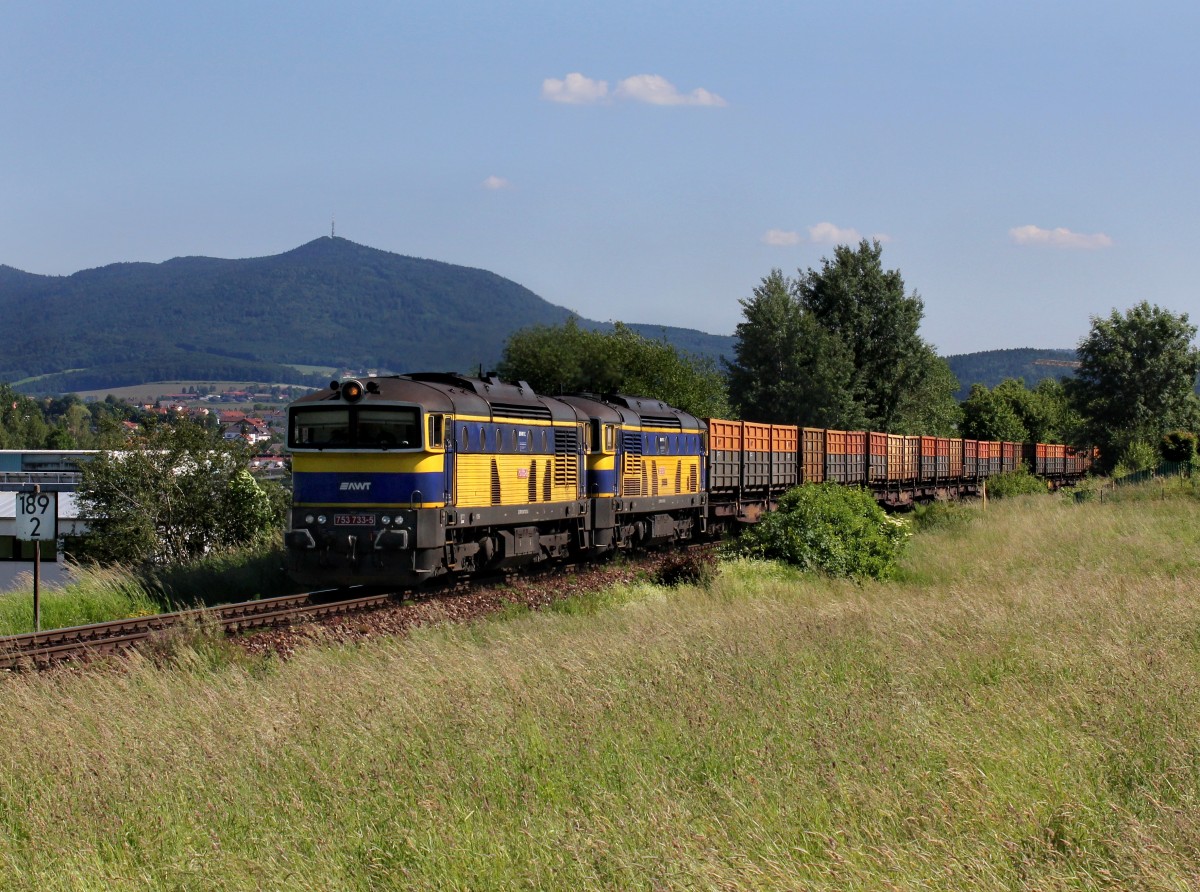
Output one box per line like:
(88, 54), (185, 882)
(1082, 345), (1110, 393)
(285, 378), (455, 586)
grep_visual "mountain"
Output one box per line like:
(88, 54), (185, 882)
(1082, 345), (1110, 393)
(944, 348), (1078, 400)
(0, 238), (735, 393)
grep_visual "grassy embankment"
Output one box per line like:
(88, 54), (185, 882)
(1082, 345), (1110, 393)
(1, 483), (1199, 890)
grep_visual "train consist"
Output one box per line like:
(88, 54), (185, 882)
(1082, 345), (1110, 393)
(284, 373), (1093, 587)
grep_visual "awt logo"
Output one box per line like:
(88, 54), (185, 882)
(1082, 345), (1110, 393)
(339, 481), (372, 492)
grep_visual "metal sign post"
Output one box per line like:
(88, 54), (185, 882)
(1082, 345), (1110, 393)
(16, 485), (57, 634)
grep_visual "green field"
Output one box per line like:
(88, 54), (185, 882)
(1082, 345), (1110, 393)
(71, 381), (314, 402)
(1, 485), (1198, 890)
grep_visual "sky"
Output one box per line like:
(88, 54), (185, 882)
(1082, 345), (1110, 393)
(3, 0), (1198, 355)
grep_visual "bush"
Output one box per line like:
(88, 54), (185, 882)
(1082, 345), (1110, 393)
(1113, 439), (1160, 478)
(986, 464), (1049, 499)
(726, 484), (909, 580)
(1161, 430), (1197, 464)
(653, 549), (718, 588)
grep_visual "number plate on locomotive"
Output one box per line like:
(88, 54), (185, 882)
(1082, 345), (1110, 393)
(333, 514), (375, 526)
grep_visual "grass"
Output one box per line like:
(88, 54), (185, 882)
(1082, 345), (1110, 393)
(1, 487), (1199, 889)
(0, 541), (298, 635)
(0, 564), (158, 635)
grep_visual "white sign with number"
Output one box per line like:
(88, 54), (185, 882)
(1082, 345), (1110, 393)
(16, 492), (57, 542)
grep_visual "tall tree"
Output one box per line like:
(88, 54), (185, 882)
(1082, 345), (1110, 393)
(1066, 302), (1200, 463)
(497, 317), (731, 419)
(725, 270), (864, 427)
(795, 239), (957, 431)
(891, 348), (962, 436)
(729, 251), (960, 432)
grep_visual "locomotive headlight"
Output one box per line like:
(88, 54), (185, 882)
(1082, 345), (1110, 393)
(340, 379), (365, 403)
(381, 515), (391, 525)
(305, 514), (315, 524)
(317, 514), (327, 525)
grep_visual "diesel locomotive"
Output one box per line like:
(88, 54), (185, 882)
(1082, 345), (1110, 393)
(284, 373), (1091, 588)
(284, 373), (707, 587)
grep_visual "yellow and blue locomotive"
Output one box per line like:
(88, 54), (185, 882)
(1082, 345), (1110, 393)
(286, 374), (585, 586)
(284, 373), (707, 587)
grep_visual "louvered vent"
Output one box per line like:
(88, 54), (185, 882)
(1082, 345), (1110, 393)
(528, 460), (538, 501)
(554, 427), (578, 490)
(639, 414), (682, 430)
(622, 455), (643, 497)
(621, 431), (642, 454)
(490, 402), (552, 421)
(490, 459), (501, 506)
(542, 463), (552, 501)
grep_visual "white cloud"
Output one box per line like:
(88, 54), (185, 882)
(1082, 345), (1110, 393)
(614, 74), (727, 106)
(762, 229), (802, 246)
(541, 72), (609, 104)
(542, 72), (726, 107)
(482, 175), (511, 190)
(1009, 225), (1113, 249)
(808, 222), (862, 245)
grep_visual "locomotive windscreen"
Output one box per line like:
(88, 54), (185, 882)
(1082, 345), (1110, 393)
(290, 406), (421, 449)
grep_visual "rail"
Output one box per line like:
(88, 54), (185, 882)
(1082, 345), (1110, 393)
(0, 588), (398, 670)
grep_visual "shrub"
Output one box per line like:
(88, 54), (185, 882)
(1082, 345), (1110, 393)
(653, 549), (718, 588)
(1112, 439), (1160, 478)
(726, 484), (909, 580)
(986, 464), (1049, 499)
(1161, 430), (1197, 464)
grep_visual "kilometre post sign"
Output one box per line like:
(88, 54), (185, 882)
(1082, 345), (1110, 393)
(16, 491), (57, 542)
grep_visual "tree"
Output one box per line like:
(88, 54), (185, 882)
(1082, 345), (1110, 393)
(74, 418), (283, 566)
(796, 239), (954, 432)
(725, 270), (864, 427)
(498, 317), (731, 419)
(730, 243), (959, 432)
(890, 348), (962, 436)
(959, 383), (1029, 441)
(1066, 302), (1200, 464)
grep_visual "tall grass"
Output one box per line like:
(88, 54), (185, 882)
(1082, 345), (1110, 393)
(0, 564), (157, 635)
(0, 540), (297, 635)
(1, 490), (1199, 889)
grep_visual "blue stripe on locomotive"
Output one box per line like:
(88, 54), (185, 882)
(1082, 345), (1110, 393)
(293, 471), (444, 504)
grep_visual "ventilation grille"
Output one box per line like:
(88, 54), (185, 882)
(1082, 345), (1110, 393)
(639, 414), (681, 430)
(622, 454), (643, 497)
(491, 402), (552, 421)
(554, 427), (579, 490)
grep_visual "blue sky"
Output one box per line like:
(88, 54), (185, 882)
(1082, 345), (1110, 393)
(3, 1), (1197, 354)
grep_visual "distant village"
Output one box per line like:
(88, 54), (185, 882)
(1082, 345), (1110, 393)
(127, 384), (314, 473)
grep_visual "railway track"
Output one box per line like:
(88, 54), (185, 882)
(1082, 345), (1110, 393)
(0, 587), (405, 670)
(0, 544), (718, 671)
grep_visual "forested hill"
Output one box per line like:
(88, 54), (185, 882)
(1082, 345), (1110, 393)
(0, 237), (735, 393)
(944, 348), (1078, 400)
